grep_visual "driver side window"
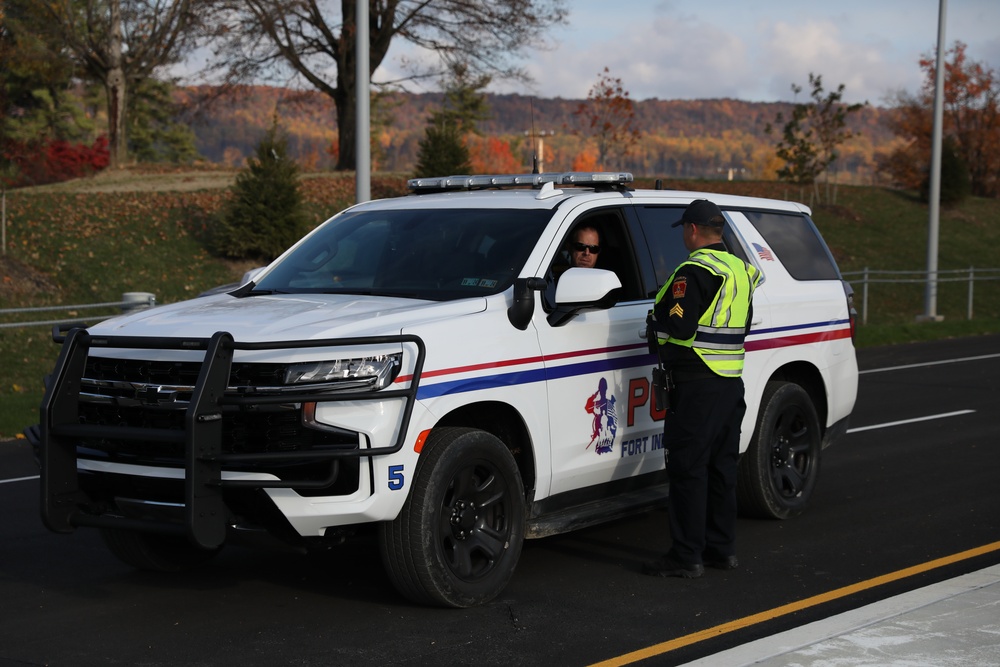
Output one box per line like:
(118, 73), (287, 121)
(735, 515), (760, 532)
(543, 208), (644, 310)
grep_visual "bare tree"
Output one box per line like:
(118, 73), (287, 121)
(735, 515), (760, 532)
(208, 0), (567, 171)
(40, 0), (211, 169)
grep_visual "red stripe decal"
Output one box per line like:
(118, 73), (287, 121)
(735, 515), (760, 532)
(397, 330), (850, 385)
(745, 327), (852, 352)
(394, 343), (645, 385)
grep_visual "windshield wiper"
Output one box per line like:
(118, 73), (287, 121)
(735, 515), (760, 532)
(229, 282), (288, 298)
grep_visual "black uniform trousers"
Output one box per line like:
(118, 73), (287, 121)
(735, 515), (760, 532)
(664, 374), (746, 565)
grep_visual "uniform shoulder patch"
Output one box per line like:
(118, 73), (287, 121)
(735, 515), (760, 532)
(671, 276), (688, 299)
(669, 303), (684, 318)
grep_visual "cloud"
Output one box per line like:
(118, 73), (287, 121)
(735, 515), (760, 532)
(489, 9), (915, 104)
(495, 12), (755, 101)
(294, 0), (999, 107)
(755, 20), (918, 104)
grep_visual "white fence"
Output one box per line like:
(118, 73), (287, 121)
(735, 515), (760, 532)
(842, 268), (1000, 325)
(0, 293), (156, 329)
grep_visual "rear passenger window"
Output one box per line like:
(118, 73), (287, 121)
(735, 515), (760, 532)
(632, 206), (697, 290)
(632, 205), (749, 291)
(744, 211), (841, 281)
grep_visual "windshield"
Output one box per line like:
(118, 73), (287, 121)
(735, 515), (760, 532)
(255, 207), (552, 300)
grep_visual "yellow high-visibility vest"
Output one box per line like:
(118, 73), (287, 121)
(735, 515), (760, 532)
(655, 248), (761, 377)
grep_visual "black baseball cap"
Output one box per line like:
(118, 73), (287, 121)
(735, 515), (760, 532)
(671, 199), (726, 227)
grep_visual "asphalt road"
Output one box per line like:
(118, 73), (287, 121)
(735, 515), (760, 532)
(2, 334), (999, 667)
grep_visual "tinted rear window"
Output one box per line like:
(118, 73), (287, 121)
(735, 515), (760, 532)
(744, 211), (841, 281)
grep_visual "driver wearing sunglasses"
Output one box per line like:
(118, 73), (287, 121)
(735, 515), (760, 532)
(568, 226), (601, 269)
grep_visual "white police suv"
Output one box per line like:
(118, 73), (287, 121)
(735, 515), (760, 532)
(32, 172), (857, 607)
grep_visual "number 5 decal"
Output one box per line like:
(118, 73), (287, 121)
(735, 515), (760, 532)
(388, 465), (405, 490)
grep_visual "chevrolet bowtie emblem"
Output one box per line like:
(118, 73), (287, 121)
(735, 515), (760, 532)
(142, 386), (178, 404)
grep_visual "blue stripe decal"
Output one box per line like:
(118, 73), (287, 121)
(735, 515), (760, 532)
(752, 318), (851, 336)
(416, 318), (849, 400)
(416, 353), (657, 400)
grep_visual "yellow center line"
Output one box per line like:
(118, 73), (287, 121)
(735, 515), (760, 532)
(589, 540), (1000, 667)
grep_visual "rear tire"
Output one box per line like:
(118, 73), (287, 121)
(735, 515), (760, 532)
(101, 528), (222, 572)
(738, 381), (821, 519)
(379, 427), (526, 608)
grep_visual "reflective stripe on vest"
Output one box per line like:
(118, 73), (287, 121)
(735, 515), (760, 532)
(657, 248), (760, 377)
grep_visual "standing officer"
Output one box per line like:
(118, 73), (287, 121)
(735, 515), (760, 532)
(644, 199), (762, 578)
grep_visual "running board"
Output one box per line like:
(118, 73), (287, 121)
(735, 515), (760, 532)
(526, 484), (669, 539)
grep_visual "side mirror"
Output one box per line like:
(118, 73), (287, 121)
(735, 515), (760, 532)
(507, 277), (547, 330)
(548, 268), (622, 326)
(553, 268), (622, 305)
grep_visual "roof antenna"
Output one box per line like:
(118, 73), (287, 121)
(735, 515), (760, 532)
(529, 99), (539, 174)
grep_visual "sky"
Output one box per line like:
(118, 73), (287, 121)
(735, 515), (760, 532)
(377, 0), (1000, 106)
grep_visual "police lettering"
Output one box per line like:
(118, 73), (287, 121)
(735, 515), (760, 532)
(620, 436), (649, 458)
(627, 376), (667, 426)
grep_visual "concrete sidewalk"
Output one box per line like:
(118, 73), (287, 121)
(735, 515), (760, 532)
(681, 564), (1000, 666)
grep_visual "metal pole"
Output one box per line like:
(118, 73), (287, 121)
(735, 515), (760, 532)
(967, 266), (974, 320)
(862, 267), (869, 326)
(2, 188), (6, 256)
(355, 0), (371, 203)
(921, 0), (947, 322)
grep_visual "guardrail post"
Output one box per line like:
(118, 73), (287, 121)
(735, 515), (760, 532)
(967, 266), (974, 320)
(862, 267), (869, 326)
(121, 292), (156, 314)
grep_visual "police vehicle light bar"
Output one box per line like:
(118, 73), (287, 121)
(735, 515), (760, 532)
(407, 172), (634, 193)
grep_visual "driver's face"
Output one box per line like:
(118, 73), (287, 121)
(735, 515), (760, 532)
(570, 228), (600, 268)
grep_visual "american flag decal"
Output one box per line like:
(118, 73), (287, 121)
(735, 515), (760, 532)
(753, 243), (775, 261)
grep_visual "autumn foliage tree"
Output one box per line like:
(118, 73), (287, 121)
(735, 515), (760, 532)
(766, 73), (864, 186)
(468, 136), (520, 173)
(882, 41), (1000, 198)
(571, 68), (641, 170)
(1, 0), (104, 185)
(34, 0), (211, 169)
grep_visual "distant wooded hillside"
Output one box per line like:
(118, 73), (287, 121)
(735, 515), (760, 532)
(177, 86), (901, 182)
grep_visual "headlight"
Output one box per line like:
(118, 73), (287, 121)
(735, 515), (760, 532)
(283, 353), (401, 392)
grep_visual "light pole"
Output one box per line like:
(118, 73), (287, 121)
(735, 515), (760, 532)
(355, 0), (371, 203)
(920, 0), (947, 322)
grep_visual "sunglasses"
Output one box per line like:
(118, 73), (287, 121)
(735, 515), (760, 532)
(571, 242), (601, 254)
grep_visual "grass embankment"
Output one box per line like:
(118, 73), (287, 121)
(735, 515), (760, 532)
(1, 170), (998, 439)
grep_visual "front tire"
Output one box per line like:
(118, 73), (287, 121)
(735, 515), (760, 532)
(738, 381), (821, 519)
(379, 427), (526, 608)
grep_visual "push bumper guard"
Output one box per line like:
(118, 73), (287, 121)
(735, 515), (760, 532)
(39, 328), (425, 549)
